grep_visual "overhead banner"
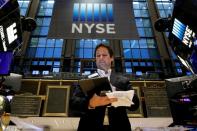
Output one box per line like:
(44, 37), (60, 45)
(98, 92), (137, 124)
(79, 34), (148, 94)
(48, 0), (139, 39)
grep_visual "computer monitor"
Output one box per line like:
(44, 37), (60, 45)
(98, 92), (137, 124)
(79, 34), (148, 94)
(0, 51), (13, 76)
(0, 0), (22, 52)
(168, 0), (197, 74)
(165, 75), (197, 126)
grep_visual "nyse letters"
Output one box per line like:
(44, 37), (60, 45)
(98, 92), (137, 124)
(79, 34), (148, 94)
(72, 23), (116, 34)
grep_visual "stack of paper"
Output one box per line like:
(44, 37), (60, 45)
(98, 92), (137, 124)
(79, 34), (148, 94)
(106, 90), (134, 107)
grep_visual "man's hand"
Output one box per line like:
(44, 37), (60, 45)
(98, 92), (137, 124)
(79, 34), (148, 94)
(88, 94), (117, 109)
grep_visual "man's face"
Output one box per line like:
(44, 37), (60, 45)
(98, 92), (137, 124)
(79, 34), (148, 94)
(95, 46), (113, 71)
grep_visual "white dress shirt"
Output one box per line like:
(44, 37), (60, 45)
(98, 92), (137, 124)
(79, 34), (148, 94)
(97, 69), (116, 92)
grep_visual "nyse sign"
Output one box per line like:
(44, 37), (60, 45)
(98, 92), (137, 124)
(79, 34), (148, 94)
(172, 18), (195, 48)
(48, 0), (139, 39)
(182, 26), (195, 48)
(72, 23), (116, 34)
(0, 23), (18, 51)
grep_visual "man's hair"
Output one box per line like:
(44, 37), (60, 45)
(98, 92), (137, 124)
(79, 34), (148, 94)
(94, 44), (114, 57)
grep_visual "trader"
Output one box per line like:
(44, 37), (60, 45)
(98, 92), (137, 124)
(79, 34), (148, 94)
(70, 44), (139, 131)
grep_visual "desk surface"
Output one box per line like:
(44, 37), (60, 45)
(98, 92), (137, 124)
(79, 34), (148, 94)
(9, 117), (173, 131)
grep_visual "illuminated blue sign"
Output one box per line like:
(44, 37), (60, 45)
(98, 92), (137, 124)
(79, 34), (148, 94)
(172, 18), (186, 41)
(48, 0), (139, 39)
(172, 18), (196, 48)
(73, 3), (113, 22)
(72, 3), (115, 34)
(0, 0), (7, 7)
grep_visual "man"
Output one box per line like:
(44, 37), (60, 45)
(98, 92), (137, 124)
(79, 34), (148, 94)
(70, 44), (139, 131)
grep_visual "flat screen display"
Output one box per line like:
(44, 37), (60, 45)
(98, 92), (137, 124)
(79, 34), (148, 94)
(165, 75), (197, 126)
(0, 51), (13, 75)
(169, 0), (197, 73)
(0, 0), (22, 52)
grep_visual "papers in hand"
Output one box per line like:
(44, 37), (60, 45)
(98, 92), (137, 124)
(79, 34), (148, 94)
(106, 90), (134, 107)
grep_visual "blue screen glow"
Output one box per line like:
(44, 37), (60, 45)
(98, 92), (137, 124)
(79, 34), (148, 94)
(73, 3), (114, 22)
(172, 18), (186, 41)
(0, 0), (7, 8)
(0, 51), (13, 75)
(73, 3), (79, 21)
(80, 3), (86, 21)
(87, 3), (93, 22)
(107, 4), (113, 22)
(101, 4), (107, 21)
(94, 3), (99, 22)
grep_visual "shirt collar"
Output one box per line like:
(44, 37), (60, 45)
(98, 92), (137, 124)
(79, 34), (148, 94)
(97, 69), (111, 77)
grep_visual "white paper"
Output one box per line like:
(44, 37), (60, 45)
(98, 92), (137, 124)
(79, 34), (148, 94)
(106, 90), (134, 107)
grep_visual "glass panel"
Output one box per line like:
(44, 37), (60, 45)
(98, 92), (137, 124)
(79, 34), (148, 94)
(39, 61), (45, 65)
(43, 18), (51, 26)
(30, 38), (38, 47)
(135, 18), (143, 27)
(46, 39), (55, 47)
(160, 10), (166, 17)
(141, 49), (150, 59)
(122, 40), (130, 48)
(53, 48), (62, 58)
(133, 2), (140, 9)
(46, 61), (53, 65)
(125, 62), (131, 67)
(35, 47), (45, 58)
(141, 10), (149, 17)
(130, 40), (139, 48)
(147, 62), (153, 66)
(38, 38), (46, 47)
(145, 28), (153, 37)
(147, 39), (156, 48)
(143, 19), (151, 27)
(44, 48), (53, 58)
(75, 49), (83, 57)
(126, 68), (132, 73)
(40, 27), (49, 35)
(139, 2), (147, 9)
(137, 28), (145, 37)
(54, 61), (60, 66)
(134, 10), (141, 17)
(20, 9), (26, 16)
(133, 62), (139, 66)
(140, 62), (146, 66)
(139, 39), (147, 48)
(124, 49), (132, 58)
(32, 61), (38, 65)
(93, 39), (101, 47)
(84, 49), (93, 58)
(132, 49), (141, 59)
(157, 3), (163, 9)
(53, 68), (60, 73)
(79, 40), (85, 47)
(46, 1), (54, 8)
(36, 18), (43, 26)
(55, 39), (63, 47)
(84, 40), (92, 48)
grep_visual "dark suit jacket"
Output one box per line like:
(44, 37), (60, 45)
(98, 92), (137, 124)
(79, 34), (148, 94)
(70, 72), (139, 131)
